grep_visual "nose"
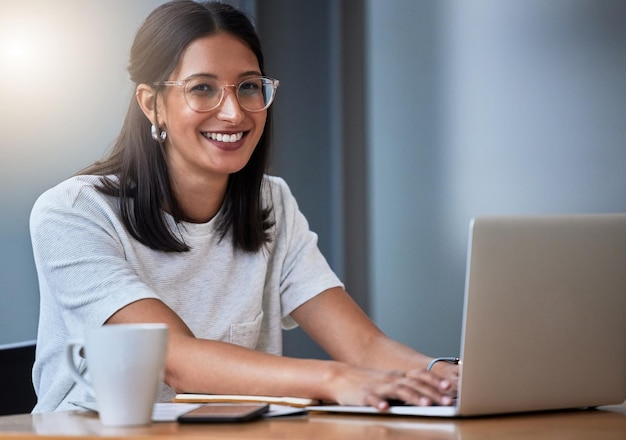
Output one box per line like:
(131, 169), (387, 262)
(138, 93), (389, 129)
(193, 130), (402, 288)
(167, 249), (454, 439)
(216, 88), (245, 124)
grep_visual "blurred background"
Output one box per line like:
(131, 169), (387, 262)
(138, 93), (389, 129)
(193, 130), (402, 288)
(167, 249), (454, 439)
(1, 0), (625, 363)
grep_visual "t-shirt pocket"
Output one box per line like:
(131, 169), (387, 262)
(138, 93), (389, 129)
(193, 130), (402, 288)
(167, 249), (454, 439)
(229, 311), (263, 348)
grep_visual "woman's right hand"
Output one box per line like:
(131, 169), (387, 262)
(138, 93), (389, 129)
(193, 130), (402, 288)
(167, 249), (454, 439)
(328, 363), (455, 410)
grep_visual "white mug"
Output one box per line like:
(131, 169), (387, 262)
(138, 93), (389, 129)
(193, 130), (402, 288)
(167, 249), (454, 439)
(66, 323), (168, 427)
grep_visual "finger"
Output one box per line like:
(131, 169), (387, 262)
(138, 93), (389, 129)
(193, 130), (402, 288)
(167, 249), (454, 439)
(364, 393), (391, 411)
(397, 375), (455, 405)
(405, 369), (450, 393)
(389, 384), (433, 406)
(363, 377), (435, 407)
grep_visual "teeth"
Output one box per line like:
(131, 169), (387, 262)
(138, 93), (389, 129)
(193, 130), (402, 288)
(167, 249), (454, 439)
(206, 132), (243, 143)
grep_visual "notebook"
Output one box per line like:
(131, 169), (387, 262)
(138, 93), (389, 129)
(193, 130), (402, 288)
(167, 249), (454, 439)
(308, 214), (626, 417)
(173, 393), (316, 408)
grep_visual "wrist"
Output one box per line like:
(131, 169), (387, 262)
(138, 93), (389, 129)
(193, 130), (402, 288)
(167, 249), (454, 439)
(317, 360), (347, 402)
(427, 357), (460, 375)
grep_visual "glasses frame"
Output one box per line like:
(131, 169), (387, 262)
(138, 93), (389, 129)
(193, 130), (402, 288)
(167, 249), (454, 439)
(153, 75), (279, 113)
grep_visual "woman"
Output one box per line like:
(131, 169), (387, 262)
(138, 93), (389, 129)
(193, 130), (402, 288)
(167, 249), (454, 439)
(30, 0), (457, 413)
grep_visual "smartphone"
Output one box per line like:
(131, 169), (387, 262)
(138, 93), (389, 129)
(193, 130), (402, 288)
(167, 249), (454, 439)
(178, 403), (270, 423)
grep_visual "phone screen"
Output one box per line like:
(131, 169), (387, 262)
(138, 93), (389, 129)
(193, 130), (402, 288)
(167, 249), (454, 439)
(178, 403), (269, 423)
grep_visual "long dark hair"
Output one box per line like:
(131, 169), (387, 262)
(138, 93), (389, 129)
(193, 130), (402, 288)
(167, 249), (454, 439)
(80, 0), (274, 253)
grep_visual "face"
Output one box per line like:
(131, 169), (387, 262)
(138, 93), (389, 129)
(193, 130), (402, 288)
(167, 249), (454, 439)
(149, 33), (266, 186)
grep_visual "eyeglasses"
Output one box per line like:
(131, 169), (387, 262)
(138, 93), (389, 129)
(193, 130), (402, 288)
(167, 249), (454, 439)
(153, 75), (279, 112)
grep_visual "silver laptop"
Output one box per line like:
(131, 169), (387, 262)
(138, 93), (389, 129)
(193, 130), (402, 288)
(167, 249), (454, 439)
(309, 214), (626, 417)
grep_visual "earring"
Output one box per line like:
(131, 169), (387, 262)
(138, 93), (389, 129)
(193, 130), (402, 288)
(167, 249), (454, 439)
(151, 124), (167, 142)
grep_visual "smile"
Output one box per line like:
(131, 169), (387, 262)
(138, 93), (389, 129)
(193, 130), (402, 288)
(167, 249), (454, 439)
(203, 132), (244, 143)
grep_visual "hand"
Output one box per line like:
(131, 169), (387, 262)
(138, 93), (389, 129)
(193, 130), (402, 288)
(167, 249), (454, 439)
(330, 364), (456, 411)
(428, 360), (460, 392)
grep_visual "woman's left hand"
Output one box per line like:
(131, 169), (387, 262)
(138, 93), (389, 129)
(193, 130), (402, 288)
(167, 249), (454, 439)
(423, 360), (460, 394)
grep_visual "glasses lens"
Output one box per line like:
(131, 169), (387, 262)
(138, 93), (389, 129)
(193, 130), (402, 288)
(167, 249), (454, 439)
(184, 77), (222, 112)
(237, 77), (276, 111)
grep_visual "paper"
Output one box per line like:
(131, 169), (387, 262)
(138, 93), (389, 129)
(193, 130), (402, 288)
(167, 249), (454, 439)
(173, 393), (317, 408)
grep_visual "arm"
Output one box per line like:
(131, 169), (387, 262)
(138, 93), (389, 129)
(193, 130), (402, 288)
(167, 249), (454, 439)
(105, 298), (339, 400)
(106, 294), (455, 409)
(291, 287), (458, 407)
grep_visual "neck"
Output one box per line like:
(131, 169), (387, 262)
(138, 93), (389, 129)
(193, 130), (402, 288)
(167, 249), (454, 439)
(171, 174), (229, 224)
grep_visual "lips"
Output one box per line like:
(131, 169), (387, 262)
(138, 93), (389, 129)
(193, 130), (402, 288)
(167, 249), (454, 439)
(202, 131), (244, 143)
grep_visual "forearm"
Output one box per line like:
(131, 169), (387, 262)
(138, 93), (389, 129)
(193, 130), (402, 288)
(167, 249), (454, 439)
(351, 333), (432, 372)
(342, 330), (459, 382)
(165, 332), (340, 400)
(104, 297), (341, 401)
(293, 288), (433, 372)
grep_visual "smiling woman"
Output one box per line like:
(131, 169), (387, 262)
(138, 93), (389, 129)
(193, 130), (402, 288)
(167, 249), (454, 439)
(28, 0), (458, 416)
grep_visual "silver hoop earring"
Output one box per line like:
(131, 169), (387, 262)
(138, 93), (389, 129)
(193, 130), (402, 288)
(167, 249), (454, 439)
(151, 124), (167, 142)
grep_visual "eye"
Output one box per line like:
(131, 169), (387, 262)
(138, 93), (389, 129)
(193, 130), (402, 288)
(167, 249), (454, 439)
(187, 78), (220, 97)
(238, 78), (262, 96)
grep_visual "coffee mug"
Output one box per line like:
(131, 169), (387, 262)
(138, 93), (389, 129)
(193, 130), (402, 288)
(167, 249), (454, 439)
(66, 323), (168, 427)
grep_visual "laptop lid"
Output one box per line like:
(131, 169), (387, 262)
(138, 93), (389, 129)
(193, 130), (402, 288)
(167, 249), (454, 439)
(457, 214), (626, 416)
(308, 214), (626, 417)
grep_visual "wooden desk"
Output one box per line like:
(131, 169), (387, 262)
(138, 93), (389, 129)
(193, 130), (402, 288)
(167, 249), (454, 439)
(0, 405), (624, 439)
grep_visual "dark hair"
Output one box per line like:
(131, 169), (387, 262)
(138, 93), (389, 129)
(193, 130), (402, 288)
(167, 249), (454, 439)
(80, 0), (274, 253)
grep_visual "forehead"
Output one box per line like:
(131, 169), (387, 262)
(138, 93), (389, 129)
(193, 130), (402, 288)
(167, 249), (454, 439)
(172, 32), (261, 80)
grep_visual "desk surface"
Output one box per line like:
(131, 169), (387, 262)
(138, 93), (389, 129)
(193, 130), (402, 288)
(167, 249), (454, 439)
(1, 405), (625, 440)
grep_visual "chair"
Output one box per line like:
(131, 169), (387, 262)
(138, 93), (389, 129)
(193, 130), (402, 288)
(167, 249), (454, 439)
(0, 340), (37, 416)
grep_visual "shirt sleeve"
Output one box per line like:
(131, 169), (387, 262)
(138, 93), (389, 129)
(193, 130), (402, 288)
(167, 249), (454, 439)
(30, 180), (160, 330)
(267, 177), (344, 329)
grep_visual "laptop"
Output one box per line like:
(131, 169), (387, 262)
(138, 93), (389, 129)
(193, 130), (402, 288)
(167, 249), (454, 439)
(309, 214), (626, 417)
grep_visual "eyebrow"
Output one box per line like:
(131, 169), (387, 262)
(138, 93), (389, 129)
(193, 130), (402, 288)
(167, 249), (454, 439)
(184, 70), (263, 80)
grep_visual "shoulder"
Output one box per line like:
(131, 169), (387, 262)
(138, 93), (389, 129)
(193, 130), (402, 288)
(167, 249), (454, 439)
(33, 175), (105, 207)
(262, 175), (297, 208)
(263, 174), (290, 194)
(260, 175), (314, 242)
(262, 175), (304, 221)
(31, 175), (115, 223)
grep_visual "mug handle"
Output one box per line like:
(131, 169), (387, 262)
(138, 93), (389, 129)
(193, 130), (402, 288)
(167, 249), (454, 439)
(65, 340), (95, 396)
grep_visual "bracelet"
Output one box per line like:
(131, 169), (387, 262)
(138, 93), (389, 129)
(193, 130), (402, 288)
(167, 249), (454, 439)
(426, 357), (461, 372)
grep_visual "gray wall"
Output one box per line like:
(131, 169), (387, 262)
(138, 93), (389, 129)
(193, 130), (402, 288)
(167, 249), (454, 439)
(2, 1), (625, 369)
(256, 0), (343, 358)
(367, 0), (626, 356)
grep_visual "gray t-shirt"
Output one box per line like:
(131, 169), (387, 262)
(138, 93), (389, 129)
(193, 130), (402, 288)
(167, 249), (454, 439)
(30, 174), (342, 412)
